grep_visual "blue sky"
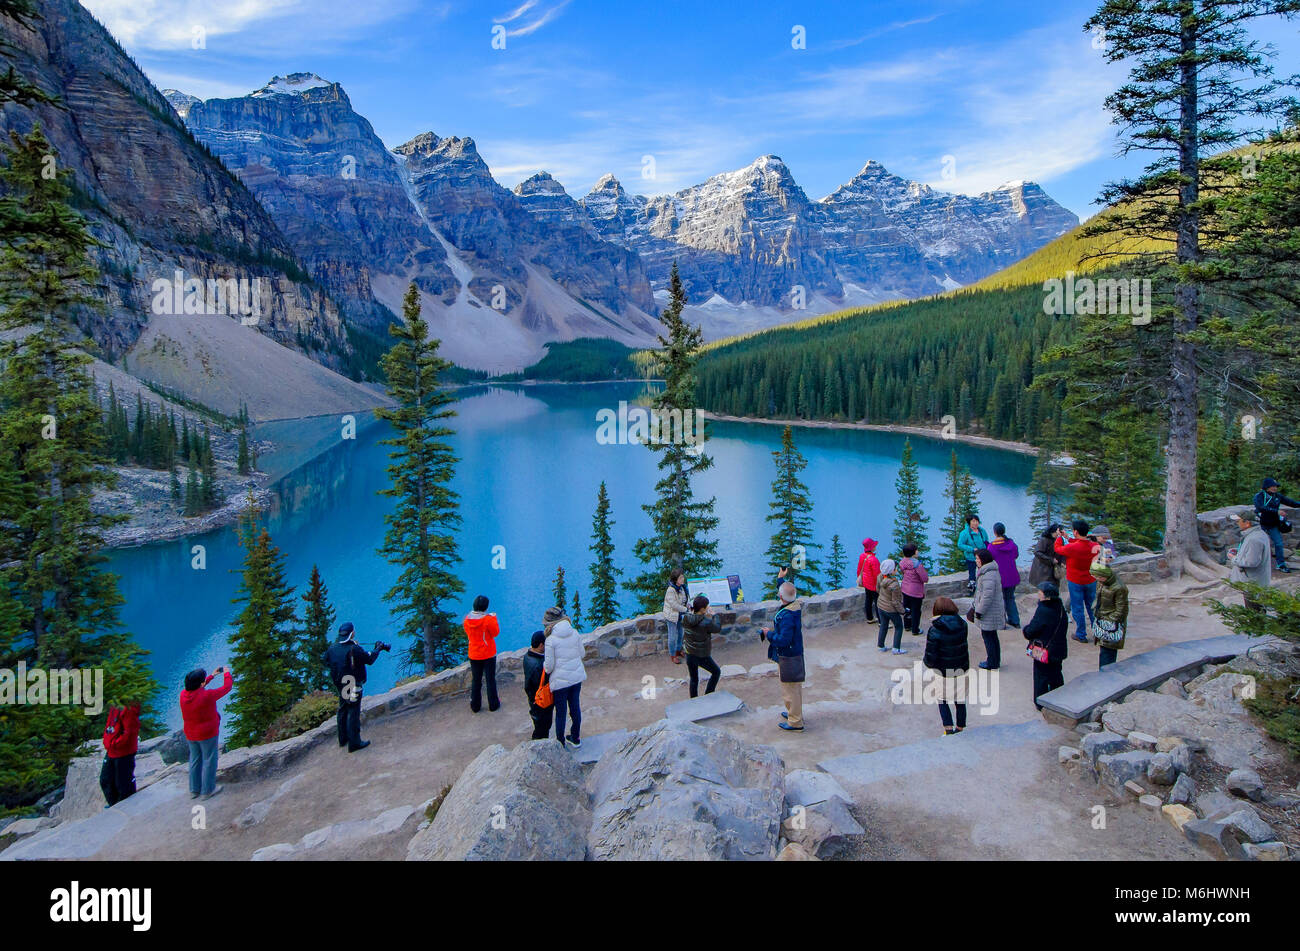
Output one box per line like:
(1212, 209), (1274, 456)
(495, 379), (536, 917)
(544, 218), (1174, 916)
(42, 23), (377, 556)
(82, 0), (1299, 218)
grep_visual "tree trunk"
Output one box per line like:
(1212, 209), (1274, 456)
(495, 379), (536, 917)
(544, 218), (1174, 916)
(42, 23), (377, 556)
(1165, 20), (1215, 580)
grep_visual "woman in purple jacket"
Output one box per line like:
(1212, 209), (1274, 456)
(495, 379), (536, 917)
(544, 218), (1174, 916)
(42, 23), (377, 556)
(898, 544), (929, 636)
(988, 523), (1022, 628)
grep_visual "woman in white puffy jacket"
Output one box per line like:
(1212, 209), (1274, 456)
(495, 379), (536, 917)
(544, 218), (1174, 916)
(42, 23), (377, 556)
(543, 606), (588, 748)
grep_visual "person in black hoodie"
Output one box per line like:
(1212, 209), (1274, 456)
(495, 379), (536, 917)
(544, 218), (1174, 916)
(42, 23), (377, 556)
(1022, 582), (1069, 709)
(682, 594), (724, 698)
(325, 621), (388, 752)
(922, 596), (970, 736)
(522, 630), (552, 740)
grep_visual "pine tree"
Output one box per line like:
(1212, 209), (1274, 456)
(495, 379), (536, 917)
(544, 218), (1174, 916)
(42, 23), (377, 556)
(376, 283), (464, 673)
(199, 424), (218, 508)
(938, 450), (979, 572)
(890, 439), (930, 562)
(227, 502), (299, 747)
(571, 591), (582, 628)
(827, 533), (848, 591)
(297, 565), (336, 695)
(761, 426), (820, 598)
(183, 448), (200, 516)
(1028, 439), (1073, 532)
(587, 481), (621, 627)
(0, 126), (158, 803)
(629, 264), (720, 611)
(552, 566), (568, 613)
(237, 427), (251, 475)
(169, 463), (181, 502)
(1080, 0), (1300, 578)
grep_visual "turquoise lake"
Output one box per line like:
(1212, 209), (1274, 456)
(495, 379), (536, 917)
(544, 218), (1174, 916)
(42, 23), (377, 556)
(108, 382), (1036, 727)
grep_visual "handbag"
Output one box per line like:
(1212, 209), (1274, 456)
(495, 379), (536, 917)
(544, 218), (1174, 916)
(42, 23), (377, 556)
(776, 653), (806, 683)
(1029, 641), (1050, 663)
(534, 669), (553, 709)
(1092, 617), (1125, 646)
(1280, 517), (1293, 535)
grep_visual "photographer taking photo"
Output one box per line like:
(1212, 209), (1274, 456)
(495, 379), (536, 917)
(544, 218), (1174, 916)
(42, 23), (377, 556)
(325, 621), (390, 752)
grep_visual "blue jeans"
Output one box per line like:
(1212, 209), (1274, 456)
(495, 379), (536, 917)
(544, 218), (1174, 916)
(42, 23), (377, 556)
(1002, 587), (1021, 627)
(877, 611), (904, 650)
(1265, 525), (1288, 567)
(965, 560), (977, 585)
(666, 620), (683, 655)
(553, 682), (582, 744)
(1067, 580), (1097, 637)
(187, 736), (219, 795)
(1099, 647), (1118, 668)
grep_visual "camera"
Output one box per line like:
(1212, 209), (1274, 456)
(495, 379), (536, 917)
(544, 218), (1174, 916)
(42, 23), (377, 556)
(375, 641), (392, 653)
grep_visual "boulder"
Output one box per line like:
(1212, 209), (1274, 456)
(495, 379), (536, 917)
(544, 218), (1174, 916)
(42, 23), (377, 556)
(1097, 751), (1155, 792)
(1156, 678), (1188, 699)
(780, 796), (865, 860)
(250, 843), (296, 862)
(1127, 731), (1158, 751)
(1138, 794), (1162, 811)
(1189, 672), (1256, 714)
(1147, 753), (1177, 786)
(1100, 690), (1268, 769)
(1183, 819), (1247, 860)
(1226, 768), (1264, 802)
(1242, 842), (1289, 861)
(406, 740), (591, 861)
(1081, 731), (1129, 765)
(747, 663), (778, 678)
(586, 720), (784, 861)
(54, 755), (105, 824)
(1162, 804), (1196, 832)
(1195, 791), (1240, 822)
(784, 769), (852, 808)
(776, 842), (818, 861)
(1167, 773), (1196, 806)
(4, 815), (55, 837)
(1059, 746), (1084, 766)
(1220, 807), (1274, 844)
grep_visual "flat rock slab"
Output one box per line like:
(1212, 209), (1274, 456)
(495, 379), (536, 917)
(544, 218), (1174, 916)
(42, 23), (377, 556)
(664, 690), (744, 723)
(1180, 634), (1262, 664)
(784, 769), (852, 808)
(1037, 668), (1133, 722)
(1106, 645), (1207, 692)
(570, 729), (630, 766)
(818, 719), (1059, 789)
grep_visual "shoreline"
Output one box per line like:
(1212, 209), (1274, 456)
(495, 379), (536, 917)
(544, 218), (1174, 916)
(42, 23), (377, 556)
(700, 411), (1039, 456)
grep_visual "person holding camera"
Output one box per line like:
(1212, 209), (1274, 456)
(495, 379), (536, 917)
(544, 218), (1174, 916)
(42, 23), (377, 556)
(325, 621), (389, 752)
(179, 665), (233, 800)
(1254, 477), (1298, 573)
(1054, 519), (1101, 643)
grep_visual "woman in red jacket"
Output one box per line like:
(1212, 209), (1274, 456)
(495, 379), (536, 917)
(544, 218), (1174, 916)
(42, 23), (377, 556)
(463, 595), (501, 713)
(100, 701), (141, 806)
(180, 666), (233, 800)
(856, 538), (881, 622)
(1054, 520), (1102, 643)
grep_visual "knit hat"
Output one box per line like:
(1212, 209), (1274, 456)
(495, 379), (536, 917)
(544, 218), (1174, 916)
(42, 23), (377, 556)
(862, 537), (878, 552)
(337, 621), (356, 643)
(542, 606), (567, 636)
(1236, 508), (1257, 524)
(1263, 477), (1280, 490)
(879, 558), (897, 575)
(1037, 581), (1060, 599)
(1089, 562), (1115, 583)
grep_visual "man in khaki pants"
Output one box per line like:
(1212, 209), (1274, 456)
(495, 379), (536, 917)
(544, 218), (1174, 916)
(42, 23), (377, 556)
(762, 572), (806, 732)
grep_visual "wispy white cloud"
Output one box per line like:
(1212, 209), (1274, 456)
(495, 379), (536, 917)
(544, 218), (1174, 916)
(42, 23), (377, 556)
(493, 0), (570, 37)
(826, 13), (943, 51)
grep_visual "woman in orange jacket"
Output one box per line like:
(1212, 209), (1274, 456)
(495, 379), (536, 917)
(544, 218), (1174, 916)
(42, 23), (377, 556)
(464, 595), (501, 713)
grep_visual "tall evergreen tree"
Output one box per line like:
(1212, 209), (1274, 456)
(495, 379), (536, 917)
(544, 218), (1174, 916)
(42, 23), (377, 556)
(376, 283), (464, 673)
(827, 533), (848, 591)
(227, 503), (298, 747)
(761, 426), (820, 598)
(890, 439), (930, 562)
(938, 450), (979, 573)
(0, 126), (157, 804)
(551, 565), (568, 612)
(571, 591), (582, 628)
(237, 427), (251, 475)
(297, 564), (336, 695)
(629, 263), (720, 611)
(1028, 439), (1074, 532)
(1080, 0), (1300, 577)
(587, 480), (621, 627)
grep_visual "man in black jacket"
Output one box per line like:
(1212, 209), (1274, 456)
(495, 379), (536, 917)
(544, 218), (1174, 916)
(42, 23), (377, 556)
(1023, 582), (1069, 709)
(325, 622), (387, 752)
(1254, 477), (1298, 573)
(522, 630), (552, 740)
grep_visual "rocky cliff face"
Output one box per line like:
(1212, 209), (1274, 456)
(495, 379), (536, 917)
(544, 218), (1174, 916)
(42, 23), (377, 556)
(176, 81), (659, 369)
(571, 154), (1079, 323)
(182, 74), (457, 337)
(0, 1), (353, 375)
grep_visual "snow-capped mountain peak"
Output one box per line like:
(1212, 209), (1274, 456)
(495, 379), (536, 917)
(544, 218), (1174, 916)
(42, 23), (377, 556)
(251, 72), (335, 98)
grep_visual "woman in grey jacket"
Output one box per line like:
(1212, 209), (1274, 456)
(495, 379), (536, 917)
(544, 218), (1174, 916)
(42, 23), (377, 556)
(971, 548), (1006, 670)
